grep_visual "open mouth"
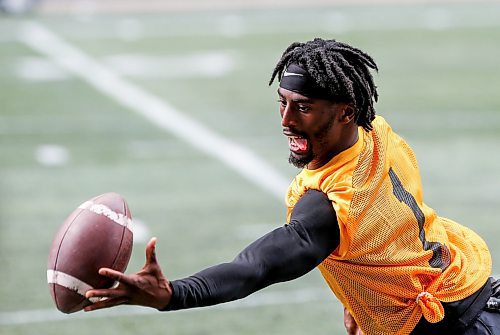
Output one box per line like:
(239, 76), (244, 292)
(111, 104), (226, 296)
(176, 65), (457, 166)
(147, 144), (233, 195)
(288, 135), (308, 154)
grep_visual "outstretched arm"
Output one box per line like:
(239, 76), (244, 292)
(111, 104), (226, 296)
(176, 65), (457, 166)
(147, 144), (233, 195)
(85, 189), (340, 311)
(166, 189), (340, 310)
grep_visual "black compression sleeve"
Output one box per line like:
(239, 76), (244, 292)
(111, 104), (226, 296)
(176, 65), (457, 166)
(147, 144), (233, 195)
(164, 189), (340, 311)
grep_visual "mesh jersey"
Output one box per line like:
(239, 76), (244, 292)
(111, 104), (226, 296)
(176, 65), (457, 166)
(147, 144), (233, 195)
(285, 116), (491, 335)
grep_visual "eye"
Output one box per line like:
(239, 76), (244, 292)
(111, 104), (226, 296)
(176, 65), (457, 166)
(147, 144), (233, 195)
(277, 99), (286, 117)
(297, 104), (310, 113)
(277, 99), (287, 115)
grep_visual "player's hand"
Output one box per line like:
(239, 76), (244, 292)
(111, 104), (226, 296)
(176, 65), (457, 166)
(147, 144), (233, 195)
(84, 237), (172, 311)
(344, 307), (365, 335)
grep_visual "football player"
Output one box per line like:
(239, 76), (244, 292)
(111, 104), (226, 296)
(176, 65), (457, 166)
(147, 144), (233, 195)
(85, 38), (500, 335)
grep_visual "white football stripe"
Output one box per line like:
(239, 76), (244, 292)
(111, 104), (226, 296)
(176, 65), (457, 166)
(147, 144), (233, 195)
(78, 201), (133, 232)
(47, 270), (93, 297)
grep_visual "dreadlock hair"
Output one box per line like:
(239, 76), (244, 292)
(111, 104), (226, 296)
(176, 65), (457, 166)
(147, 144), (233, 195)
(269, 38), (379, 132)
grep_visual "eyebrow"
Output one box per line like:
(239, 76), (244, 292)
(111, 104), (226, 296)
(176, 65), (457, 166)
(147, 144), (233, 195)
(277, 89), (314, 104)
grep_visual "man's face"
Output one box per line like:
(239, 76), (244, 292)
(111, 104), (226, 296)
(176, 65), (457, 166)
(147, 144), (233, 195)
(278, 87), (353, 170)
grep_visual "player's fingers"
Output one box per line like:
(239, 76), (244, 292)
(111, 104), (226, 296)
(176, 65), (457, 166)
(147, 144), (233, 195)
(98, 268), (135, 286)
(85, 287), (125, 299)
(83, 297), (129, 312)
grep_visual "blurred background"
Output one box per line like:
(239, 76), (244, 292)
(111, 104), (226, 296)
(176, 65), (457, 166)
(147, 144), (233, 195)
(1, 0), (500, 334)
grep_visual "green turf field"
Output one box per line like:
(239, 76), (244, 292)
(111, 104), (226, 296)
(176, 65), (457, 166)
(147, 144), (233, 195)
(1, 2), (500, 334)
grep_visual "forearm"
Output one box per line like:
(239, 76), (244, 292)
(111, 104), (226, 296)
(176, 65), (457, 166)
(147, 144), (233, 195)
(167, 261), (268, 310)
(164, 190), (340, 311)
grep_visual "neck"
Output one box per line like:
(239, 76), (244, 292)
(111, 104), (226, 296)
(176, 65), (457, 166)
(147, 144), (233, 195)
(306, 125), (359, 170)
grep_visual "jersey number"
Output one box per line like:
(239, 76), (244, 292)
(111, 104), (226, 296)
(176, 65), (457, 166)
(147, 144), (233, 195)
(389, 168), (451, 271)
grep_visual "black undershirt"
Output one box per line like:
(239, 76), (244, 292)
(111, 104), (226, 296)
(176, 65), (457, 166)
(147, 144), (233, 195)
(164, 189), (340, 310)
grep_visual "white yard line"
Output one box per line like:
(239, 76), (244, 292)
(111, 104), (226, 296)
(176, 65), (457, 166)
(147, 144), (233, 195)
(35, 0), (500, 15)
(0, 288), (330, 325)
(2, 6), (500, 43)
(16, 21), (289, 201)
(3, 274), (499, 325)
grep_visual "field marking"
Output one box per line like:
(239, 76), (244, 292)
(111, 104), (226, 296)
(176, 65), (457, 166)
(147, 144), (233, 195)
(0, 288), (330, 326)
(16, 21), (289, 201)
(2, 5), (500, 43)
(104, 51), (235, 78)
(4, 272), (499, 325)
(16, 52), (235, 82)
(16, 56), (70, 81)
(34, 144), (70, 167)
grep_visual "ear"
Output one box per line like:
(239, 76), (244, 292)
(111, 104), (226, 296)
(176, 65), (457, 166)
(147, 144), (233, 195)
(338, 104), (356, 124)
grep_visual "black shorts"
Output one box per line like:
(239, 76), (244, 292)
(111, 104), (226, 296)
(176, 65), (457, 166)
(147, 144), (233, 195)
(464, 309), (500, 335)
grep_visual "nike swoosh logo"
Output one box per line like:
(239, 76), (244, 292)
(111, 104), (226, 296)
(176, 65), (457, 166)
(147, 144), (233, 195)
(283, 70), (304, 77)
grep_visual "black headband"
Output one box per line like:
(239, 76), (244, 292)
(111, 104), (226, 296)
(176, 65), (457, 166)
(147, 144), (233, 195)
(279, 63), (332, 100)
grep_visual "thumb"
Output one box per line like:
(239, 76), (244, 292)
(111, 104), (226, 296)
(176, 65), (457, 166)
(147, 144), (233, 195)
(145, 237), (158, 266)
(143, 237), (169, 282)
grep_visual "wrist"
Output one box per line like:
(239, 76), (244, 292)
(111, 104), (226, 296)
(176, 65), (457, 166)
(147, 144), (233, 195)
(157, 281), (174, 311)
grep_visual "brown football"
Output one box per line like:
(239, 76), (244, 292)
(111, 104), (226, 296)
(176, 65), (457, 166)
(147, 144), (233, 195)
(47, 192), (133, 313)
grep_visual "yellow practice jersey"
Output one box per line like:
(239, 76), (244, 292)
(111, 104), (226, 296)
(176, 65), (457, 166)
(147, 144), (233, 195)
(285, 116), (491, 335)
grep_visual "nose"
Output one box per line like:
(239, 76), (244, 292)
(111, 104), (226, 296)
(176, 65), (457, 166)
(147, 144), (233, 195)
(281, 105), (296, 128)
